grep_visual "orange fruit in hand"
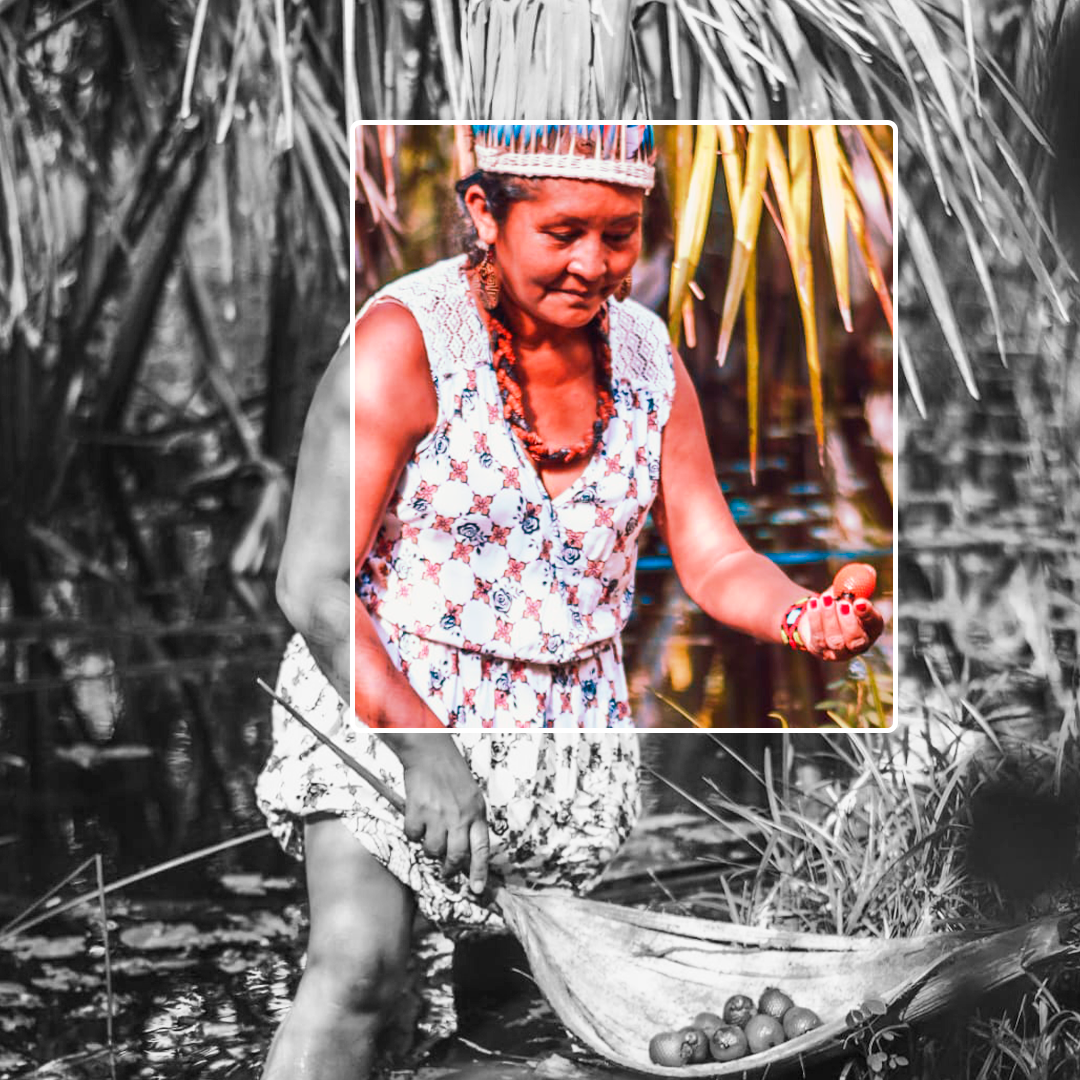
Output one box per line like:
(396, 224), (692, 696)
(832, 563), (877, 602)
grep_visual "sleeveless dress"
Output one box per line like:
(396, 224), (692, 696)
(256, 256), (676, 928)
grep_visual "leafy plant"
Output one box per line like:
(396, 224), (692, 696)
(0, 1), (348, 836)
(818, 657), (894, 730)
(841, 1000), (911, 1080)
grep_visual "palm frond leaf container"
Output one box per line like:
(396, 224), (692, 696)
(499, 887), (1079, 1077)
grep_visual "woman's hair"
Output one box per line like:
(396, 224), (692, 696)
(454, 170), (537, 265)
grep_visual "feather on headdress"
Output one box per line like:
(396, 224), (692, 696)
(470, 125), (656, 192)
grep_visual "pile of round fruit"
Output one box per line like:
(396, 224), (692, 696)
(648, 987), (822, 1067)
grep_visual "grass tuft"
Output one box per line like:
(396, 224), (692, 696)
(654, 705), (1080, 1075)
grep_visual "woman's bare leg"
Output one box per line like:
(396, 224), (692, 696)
(262, 815), (414, 1080)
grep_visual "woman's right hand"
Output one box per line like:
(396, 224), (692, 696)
(393, 733), (490, 895)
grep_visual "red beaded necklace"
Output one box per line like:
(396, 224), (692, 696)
(469, 268), (618, 466)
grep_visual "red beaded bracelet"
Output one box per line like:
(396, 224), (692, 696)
(779, 596), (813, 652)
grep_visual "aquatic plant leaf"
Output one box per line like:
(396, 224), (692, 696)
(0, 982), (38, 1007)
(0, 935), (85, 960)
(218, 873), (295, 896)
(119, 922), (199, 951)
(29, 969), (101, 992)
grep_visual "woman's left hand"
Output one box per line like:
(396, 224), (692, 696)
(796, 592), (884, 662)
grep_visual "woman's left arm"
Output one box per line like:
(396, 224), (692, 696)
(656, 352), (883, 662)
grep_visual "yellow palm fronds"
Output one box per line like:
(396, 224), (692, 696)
(667, 124), (894, 471)
(667, 124), (717, 340)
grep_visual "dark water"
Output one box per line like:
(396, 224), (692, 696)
(0, 810), (856, 1080)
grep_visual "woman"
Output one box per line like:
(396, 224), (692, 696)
(258, 125), (883, 1080)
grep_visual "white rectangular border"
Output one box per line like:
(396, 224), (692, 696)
(349, 121), (899, 734)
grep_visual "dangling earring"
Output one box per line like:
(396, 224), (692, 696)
(616, 273), (632, 302)
(478, 245), (500, 311)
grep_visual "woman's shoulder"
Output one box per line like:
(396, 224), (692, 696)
(364, 255), (469, 313)
(608, 297), (675, 393)
(353, 300), (436, 427)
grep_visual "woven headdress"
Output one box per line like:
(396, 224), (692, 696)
(470, 125), (656, 192)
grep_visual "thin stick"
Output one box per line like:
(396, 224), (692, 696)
(1, 829), (272, 939)
(256, 679), (406, 815)
(95, 854), (117, 1080)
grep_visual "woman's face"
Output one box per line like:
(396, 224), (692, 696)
(467, 178), (644, 330)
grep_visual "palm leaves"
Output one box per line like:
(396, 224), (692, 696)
(0, 2), (353, 812)
(645, 0), (1072, 415)
(462, 0), (640, 119)
(667, 123), (894, 476)
(352, 0), (1073, 415)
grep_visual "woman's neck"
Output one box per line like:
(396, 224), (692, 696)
(500, 303), (579, 352)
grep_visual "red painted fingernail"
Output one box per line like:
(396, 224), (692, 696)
(855, 599), (869, 613)
(822, 595), (833, 608)
(809, 598), (818, 609)
(839, 602), (850, 616)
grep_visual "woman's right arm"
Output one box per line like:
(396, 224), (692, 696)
(275, 301), (488, 893)
(351, 301), (442, 728)
(352, 303), (490, 894)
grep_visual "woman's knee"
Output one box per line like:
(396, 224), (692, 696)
(302, 816), (414, 1017)
(304, 920), (410, 1016)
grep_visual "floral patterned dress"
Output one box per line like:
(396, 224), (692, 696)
(256, 256), (676, 928)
